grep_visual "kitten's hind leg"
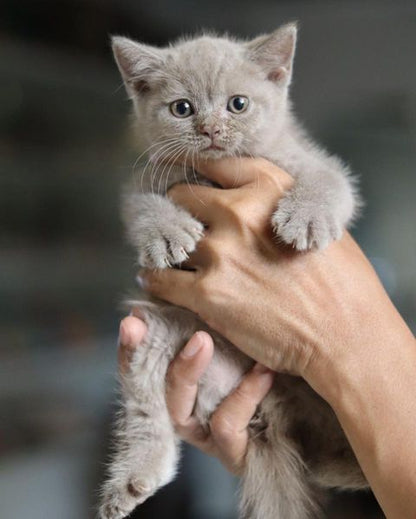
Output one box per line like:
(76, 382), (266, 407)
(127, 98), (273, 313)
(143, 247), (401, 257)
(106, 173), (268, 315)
(240, 410), (323, 519)
(99, 320), (179, 519)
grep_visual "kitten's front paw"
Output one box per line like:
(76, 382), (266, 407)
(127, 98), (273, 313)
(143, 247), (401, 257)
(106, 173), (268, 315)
(272, 194), (343, 251)
(139, 214), (204, 268)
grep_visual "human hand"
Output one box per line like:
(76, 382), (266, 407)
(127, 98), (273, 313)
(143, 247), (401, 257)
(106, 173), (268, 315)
(138, 158), (411, 402)
(118, 315), (274, 475)
(118, 160), (416, 519)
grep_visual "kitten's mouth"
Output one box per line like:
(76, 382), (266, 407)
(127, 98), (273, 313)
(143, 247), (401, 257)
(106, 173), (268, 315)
(203, 144), (225, 151)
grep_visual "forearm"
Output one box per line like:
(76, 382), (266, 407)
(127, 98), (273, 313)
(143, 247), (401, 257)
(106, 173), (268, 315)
(316, 305), (416, 519)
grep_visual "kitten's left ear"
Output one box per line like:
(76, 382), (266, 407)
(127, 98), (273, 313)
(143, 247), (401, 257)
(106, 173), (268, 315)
(111, 36), (165, 97)
(247, 22), (297, 84)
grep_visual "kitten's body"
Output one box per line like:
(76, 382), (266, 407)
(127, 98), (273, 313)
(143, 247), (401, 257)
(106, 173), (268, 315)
(100, 25), (365, 519)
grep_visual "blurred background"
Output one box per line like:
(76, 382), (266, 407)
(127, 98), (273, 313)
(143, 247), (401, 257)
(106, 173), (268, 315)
(0, 0), (415, 518)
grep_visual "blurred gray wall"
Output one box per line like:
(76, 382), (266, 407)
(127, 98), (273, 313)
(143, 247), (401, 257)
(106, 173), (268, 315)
(0, 1), (414, 518)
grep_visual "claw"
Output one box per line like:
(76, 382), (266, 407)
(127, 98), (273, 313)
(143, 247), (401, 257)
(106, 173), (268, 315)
(180, 247), (189, 260)
(194, 226), (205, 238)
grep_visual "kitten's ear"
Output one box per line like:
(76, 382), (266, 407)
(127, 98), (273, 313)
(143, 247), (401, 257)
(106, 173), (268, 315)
(111, 36), (165, 96)
(247, 22), (297, 84)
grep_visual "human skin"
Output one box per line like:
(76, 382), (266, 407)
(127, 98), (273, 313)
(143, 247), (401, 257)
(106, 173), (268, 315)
(119, 317), (274, 475)
(123, 158), (416, 518)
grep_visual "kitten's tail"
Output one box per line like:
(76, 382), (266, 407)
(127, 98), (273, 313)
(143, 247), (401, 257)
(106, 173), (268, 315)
(240, 435), (322, 519)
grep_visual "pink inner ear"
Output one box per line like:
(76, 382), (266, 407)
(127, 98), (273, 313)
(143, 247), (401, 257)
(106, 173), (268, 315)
(268, 67), (287, 82)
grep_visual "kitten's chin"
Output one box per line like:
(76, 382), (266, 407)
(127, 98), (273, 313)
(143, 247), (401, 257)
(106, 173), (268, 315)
(198, 147), (231, 160)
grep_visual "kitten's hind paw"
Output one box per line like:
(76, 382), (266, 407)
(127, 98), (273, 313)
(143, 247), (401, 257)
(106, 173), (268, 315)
(272, 195), (343, 251)
(99, 479), (155, 519)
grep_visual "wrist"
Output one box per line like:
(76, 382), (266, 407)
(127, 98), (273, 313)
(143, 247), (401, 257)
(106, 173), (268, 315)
(322, 327), (416, 519)
(304, 297), (415, 409)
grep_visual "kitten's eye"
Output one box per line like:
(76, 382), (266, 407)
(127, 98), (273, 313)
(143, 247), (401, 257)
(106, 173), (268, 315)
(170, 99), (194, 118)
(227, 96), (249, 114)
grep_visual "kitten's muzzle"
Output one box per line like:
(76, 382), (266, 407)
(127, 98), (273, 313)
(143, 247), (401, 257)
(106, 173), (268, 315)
(199, 123), (222, 140)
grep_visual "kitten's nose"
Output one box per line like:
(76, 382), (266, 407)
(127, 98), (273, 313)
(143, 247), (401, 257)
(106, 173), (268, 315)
(199, 124), (221, 139)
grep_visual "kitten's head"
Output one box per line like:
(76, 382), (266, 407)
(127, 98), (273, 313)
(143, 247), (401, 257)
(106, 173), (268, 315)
(112, 23), (297, 163)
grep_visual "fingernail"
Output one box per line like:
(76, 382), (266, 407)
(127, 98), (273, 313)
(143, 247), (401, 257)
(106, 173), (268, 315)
(119, 320), (131, 345)
(181, 332), (203, 358)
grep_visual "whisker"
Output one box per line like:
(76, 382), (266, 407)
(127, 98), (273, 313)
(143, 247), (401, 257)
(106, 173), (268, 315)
(184, 148), (208, 206)
(144, 140), (184, 197)
(157, 142), (188, 195)
(190, 148), (200, 187)
(164, 143), (190, 190)
(165, 146), (190, 195)
(131, 136), (177, 178)
(132, 137), (179, 193)
(179, 147), (194, 195)
(146, 140), (187, 197)
(148, 142), (180, 196)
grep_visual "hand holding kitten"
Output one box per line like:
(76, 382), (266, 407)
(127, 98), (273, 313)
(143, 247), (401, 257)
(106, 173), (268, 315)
(140, 158), (410, 398)
(119, 317), (274, 476)
(139, 158), (416, 519)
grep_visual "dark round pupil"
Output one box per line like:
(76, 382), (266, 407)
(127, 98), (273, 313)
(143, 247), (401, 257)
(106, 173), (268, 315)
(233, 97), (245, 111)
(176, 102), (189, 115)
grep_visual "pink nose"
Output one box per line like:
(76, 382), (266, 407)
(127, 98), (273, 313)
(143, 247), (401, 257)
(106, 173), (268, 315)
(199, 124), (221, 139)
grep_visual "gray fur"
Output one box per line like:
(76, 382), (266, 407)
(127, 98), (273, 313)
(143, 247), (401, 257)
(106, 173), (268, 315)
(99, 24), (365, 519)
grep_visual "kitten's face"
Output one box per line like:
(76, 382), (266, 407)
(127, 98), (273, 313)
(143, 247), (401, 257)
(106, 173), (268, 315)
(113, 24), (297, 164)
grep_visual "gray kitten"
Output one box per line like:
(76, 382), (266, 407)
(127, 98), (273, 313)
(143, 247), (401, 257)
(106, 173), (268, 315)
(99, 23), (365, 519)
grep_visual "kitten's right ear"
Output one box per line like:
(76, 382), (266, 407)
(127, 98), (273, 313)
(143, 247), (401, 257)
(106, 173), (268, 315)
(111, 36), (165, 97)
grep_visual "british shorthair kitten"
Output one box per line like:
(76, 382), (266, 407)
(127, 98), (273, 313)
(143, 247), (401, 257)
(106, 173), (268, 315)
(99, 23), (365, 519)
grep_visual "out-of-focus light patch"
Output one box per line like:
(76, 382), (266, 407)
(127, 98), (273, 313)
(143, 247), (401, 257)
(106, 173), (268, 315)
(369, 256), (398, 296)
(0, 78), (24, 120)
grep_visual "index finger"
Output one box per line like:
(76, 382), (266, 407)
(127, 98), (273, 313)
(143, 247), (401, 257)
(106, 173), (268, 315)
(196, 157), (293, 190)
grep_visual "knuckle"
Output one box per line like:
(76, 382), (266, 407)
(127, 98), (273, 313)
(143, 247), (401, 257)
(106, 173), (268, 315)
(252, 157), (275, 177)
(254, 156), (275, 173)
(249, 157), (293, 191)
(194, 237), (221, 263)
(168, 409), (182, 428)
(171, 413), (188, 430)
(166, 182), (188, 199)
(210, 412), (237, 442)
(195, 275), (215, 301)
(208, 193), (245, 223)
(195, 275), (225, 315)
(224, 198), (248, 223)
(256, 157), (271, 169)
(232, 384), (255, 407)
